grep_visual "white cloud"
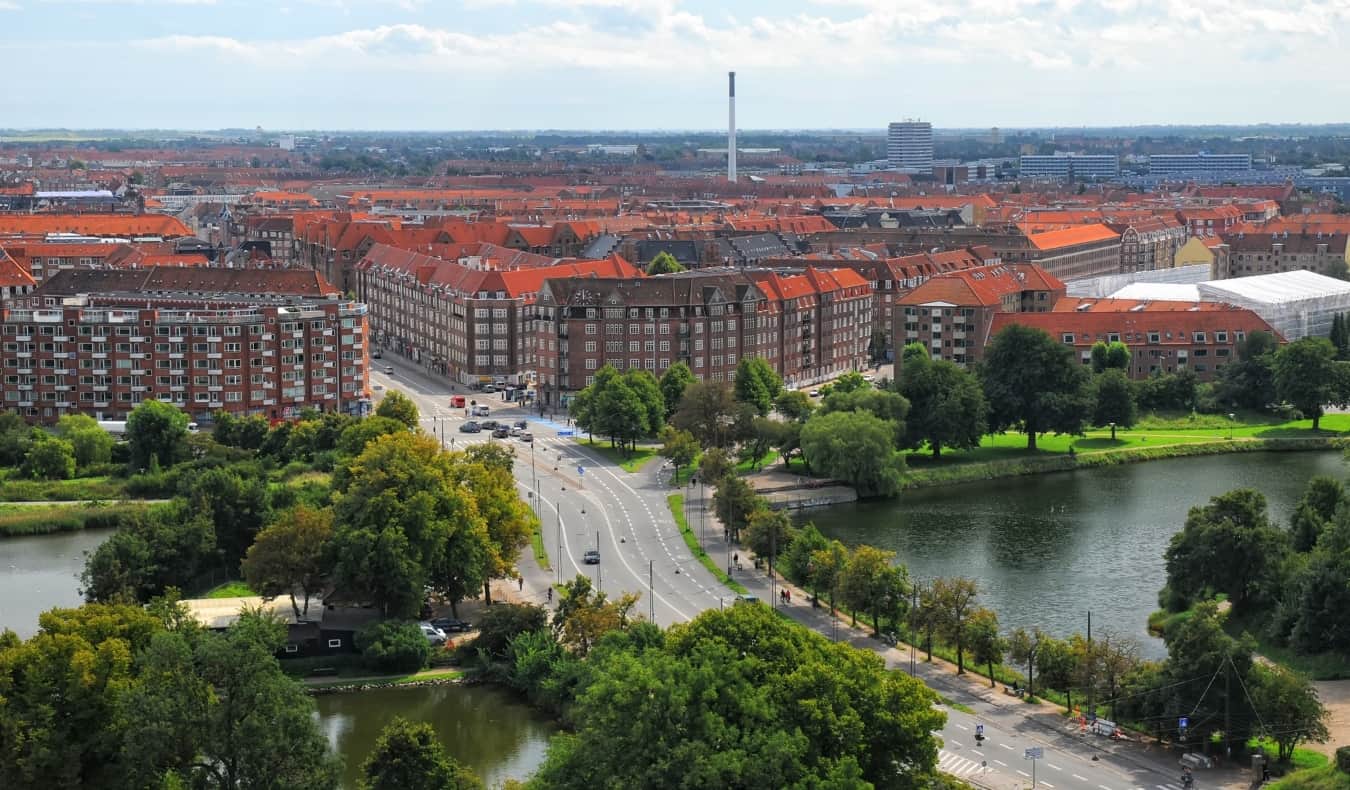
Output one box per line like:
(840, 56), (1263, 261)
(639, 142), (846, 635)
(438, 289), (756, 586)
(0, 1), (21, 9)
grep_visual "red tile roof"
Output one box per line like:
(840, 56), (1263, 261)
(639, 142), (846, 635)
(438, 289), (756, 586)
(0, 251), (35, 289)
(0, 214), (191, 238)
(899, 263), (1065, 308)
(990, 307), (1280, 344)
(1025, 223), (1121, 251)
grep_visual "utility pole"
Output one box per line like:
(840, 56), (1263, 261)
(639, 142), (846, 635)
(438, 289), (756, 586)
(556, 503), (562, 584)
(1224, 655), (1232, 760)
(596, 530), (601, 593)
(649, 560), (655, 622)
(1086, 610), (1093, 722)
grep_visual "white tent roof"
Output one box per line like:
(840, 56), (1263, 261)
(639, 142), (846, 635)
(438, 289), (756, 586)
(1197, 270), (1350, 305)
(1109, 283), (1202, 302)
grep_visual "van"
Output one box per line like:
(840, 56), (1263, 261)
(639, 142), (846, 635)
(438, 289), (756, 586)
(472, 405), (490, 418)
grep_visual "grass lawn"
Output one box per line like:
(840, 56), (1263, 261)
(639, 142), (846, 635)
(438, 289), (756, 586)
(667, 493), (747, 595)
(0, 474), (132, 502)
(1270, 765), (1350, 790)
(574, 438), (659, 472)
(203, 580), (255, 599)
(304, 668), (463, 690)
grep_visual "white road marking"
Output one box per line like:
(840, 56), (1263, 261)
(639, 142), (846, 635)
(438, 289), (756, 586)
(1048, 763), (1062, 770)
(954, 723), (969, 731)
(1016, 770), (1029, 778)
(992, 759), (1007, 767)
(999, 743), (1014, 751)
(1073, 774), (1088, 782)
(1099, 784), (1114, 790)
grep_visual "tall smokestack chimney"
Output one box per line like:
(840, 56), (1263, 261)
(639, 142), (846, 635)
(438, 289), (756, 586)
(728, 71), (737, 184)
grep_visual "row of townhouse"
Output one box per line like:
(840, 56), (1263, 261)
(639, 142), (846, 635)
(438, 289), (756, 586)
(1, 269), (369, 424)
(531, 266), (873, 407)
(354, 244), (639, 387)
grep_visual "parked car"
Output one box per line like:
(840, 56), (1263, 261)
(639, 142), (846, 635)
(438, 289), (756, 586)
(479, 420), (499, 430)
(734, 594), (762, 606)
(383, 365), (394, 375)
(809, 389), (820, 397)
(514, 420), (528, 430)
(583, 549), (601, 564)
(472, 405), (491, 417)
(372, 349), (382, 359)
(519, 432), (533, 443)
(431, 617), (472, 634)
(459, 421), (481, 433)
(419, 622), (447, 646)
(492, 426), (511, 439)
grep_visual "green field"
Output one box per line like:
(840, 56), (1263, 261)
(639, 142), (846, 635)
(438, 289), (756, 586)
(203, 581), (255, 599)
(574, 439), (659, 472)
(1270, 765), (1350, 790)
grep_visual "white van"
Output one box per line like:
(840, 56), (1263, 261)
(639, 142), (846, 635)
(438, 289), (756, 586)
(472, 404), (490, 418)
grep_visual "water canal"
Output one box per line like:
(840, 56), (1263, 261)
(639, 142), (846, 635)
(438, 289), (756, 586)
(808, 450), (1345, 658)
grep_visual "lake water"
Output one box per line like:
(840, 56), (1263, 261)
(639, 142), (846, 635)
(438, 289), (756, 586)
(807, 451), (1345, 659)
(0, 527), (108, 637)
(314, 683), (555, 789)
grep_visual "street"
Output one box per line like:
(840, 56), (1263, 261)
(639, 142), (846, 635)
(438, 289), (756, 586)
(370, 354), (1229, 790)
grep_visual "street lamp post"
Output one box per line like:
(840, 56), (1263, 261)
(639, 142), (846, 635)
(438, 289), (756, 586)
(1108, 421), (1116, 441)
(556, 487), (565, 585)
(1228, 413), (1236, 440)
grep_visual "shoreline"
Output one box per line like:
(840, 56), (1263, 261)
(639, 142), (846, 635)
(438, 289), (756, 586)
(897, 436), (1350, 491)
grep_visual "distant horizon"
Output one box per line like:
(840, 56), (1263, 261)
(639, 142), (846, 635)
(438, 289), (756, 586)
(6, 1), (1350, 129)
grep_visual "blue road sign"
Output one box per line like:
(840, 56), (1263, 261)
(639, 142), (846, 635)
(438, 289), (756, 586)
(578, 466), (585, 476)
(1179, 716), (1189, 730)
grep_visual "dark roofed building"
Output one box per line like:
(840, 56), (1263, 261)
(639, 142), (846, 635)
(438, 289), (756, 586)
(33, 267), (339, 303)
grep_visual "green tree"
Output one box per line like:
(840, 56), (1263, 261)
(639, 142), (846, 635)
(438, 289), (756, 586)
(900, 355), (987, 458)
(658, 362), (695, 420)
(81, 503), (216, 603)
(454, 444), (537, 606)
(180, 466), (272, 570)
(930, 577), (980, 674)
(965, 608), (1006, 688)
(533, 603), (944, 789)
(832, 371), (868, 393)
(339, 415), (408, 456)
(360, 717), (483, 790)
(194, 612), (341, 789)
(355, 621), (432, 673)
(741, 416), (782, 470)
(800, 410), (904, 497)
(658, 426), (699, 484)
(810, 539), (849, 615)
(1092, 369), (1137, 439)
(773, 389), (815, 422)
(671, 381), (739, 448)
(623, 368), (667, 440)
(781, 522), (828, 588)
(126, 399), (189, 470)
(21, 434), (75, 480)
(0, 411), (34, 466)
(1250, 664), (1330, 763)
(1216, 330), (1279, 411)
(1275, 336), (1341, 429)
(1162, 489), (1290, 611)
(1134, 370), (1199, 413)
(55, 414), (114, 467)
(1090, 340), (1131, 373)
(1290, 476), (1345, 553)
(1332, 313), (1350, 360)
(241, 505), (333, 620)
(744, 507), (793, 562)
(712, 474), (759, 538)
(1008, 627), (1049, 699)
(330, 432), (488, 618)
(732, 356), (783, 416)
(376, 390), (420, 430)
(644, 251), (686, 275)
(819, 385), (910, 446)
(981, 324), (1092, 449)
(552, 574), (639, 656)
(697, 446), (733, 484)
(839, 544), (909, 634)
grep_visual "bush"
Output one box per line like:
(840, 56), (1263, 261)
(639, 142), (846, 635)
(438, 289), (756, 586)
(469, 603), (549, 661)
(1336, 746), (1350, 774)
(355, 621), (431, 674)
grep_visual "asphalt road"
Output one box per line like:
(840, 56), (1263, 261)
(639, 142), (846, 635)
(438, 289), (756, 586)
(370, 355), (1222, 790)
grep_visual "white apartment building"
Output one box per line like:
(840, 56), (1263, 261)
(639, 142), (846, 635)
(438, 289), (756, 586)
(887, 121), (934, 172)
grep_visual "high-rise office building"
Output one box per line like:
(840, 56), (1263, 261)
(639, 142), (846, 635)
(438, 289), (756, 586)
(887, 121), (934, 171)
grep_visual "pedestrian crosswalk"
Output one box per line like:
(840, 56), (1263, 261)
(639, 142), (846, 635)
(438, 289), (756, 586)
(938, 749), (988, 781)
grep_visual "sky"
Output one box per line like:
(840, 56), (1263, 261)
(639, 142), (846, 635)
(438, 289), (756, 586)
(3, 0), (1350, 131)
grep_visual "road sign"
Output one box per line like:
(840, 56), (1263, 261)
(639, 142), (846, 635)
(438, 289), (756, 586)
(976, 724), (984, 737)
(577, 465), (585, 476)
(558, 429), (574, 437)
(1179, 716), (1189, 731)
(1024, 747), (1043, 760)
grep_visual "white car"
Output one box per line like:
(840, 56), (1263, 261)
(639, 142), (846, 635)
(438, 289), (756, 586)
(419, 622), (447, 646)
(809, 389), (821, 398)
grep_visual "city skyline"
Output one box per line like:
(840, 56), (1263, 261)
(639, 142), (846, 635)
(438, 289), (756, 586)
(5, 0), (1350, 130)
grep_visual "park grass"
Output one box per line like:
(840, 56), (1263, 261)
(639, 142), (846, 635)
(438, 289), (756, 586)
(0, 475), (132, 502)
(668, 493), (748, 595)
(531, 524), (551, 571)
(575, 438), (659, 472)
(735, 450), (779, 475)
(0, 501), (148, 537)
(1270, 765), (1350, 790)
(1225, 608), (1350, 680)
(203, 580), (255, 599)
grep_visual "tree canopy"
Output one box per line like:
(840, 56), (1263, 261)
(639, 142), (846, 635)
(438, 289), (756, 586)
(1274, 336), (1343, 430)
(981, 325), (1091, 449)
(360, 717), (483, 790)
(126, 399), (189, 470)
(899, 350), (986, 458)
(800, 410), (904, 497)
(732, 356), (784, 416)
(645, 251), (686, 276)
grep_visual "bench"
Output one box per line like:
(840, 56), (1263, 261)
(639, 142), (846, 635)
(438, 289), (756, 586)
(309, 667), (339, 677)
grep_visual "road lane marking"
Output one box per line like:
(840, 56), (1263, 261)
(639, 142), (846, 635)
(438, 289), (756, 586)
(993, 759), (1007, 767)
(999, 743), (1014, 751)
(1016, 770), (1029, 777)
(1073, 775), (1087, 781)
(1099, 784), (1114, 790)
(954, 723), (969, 731)
(1048, 763), (1062, 770)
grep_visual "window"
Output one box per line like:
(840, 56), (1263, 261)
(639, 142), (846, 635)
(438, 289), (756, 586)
(284, 643), (300, 654)
(1148, 332), (1160, 344)
(327, 639), (342, 649)
(1061, 333), (1074, 344)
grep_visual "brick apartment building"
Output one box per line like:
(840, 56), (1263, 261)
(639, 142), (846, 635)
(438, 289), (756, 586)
(1219, 231), (1350, 279)
(991, 297), (1282, 381)
(532, 267), (874, 407)
(355, 244), (639, 387)
(1020, 224), (1123, 280)
(1108, 216), (1187, 273)
(2, 269), (369, 423)
(894, 263), (1066, 367)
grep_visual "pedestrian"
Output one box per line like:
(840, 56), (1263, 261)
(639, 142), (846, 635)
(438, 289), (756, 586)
(518, 576), (524, 592)
(733, 553), (739, 566)
(786, 589), (791, 603)
(547, 587), (553, 603)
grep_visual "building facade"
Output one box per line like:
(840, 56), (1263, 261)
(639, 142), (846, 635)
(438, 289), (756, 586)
(894, 263), (1066, 368)
(1019, 154), (1120, 180)
(1148, 153), (1253, 175)
(1221, 231), (1350, 279)
(2, 270), (368, 424)
(887, 121), (934, 172)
